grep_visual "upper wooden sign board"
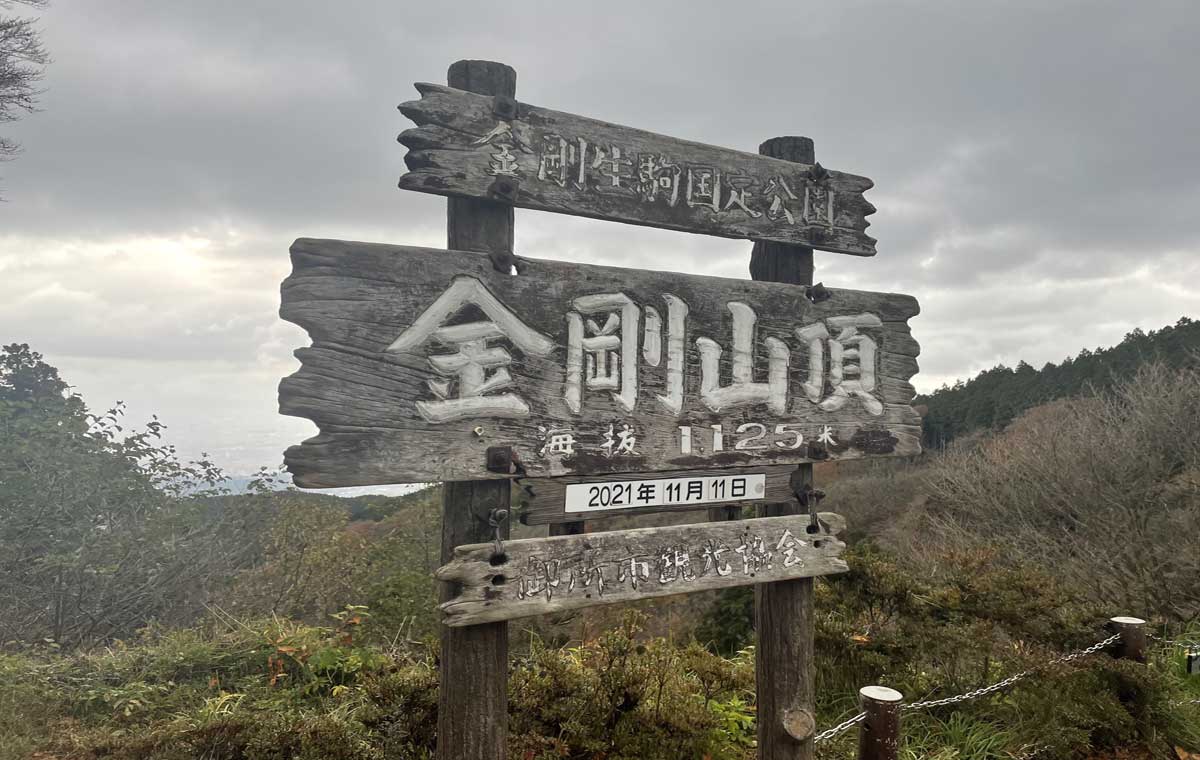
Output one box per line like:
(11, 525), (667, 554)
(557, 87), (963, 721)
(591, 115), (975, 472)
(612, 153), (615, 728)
(279, 238), (920, 487)
(398, 84), (876, 256)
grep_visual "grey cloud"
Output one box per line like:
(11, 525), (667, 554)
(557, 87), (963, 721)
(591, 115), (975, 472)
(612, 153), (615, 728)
(3, 0), (1199, 474)
(7, 0), (1198, 267)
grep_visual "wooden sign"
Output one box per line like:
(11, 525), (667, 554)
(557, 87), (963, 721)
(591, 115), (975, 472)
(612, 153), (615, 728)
(519, 465), (798, 525)
(436, 512), (848, 626)
(279, 238), (921, 487)
(398, 83), (876, 256)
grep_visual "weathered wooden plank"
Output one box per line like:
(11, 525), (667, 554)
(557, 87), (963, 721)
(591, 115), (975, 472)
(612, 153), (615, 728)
(435, 512), (848, 626)
(519, 464), (798, 525)
(397, 84), (876, 256)
(279, 239), (922, 487)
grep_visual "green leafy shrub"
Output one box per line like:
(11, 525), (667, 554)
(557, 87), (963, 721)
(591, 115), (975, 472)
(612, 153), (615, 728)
(509, 612), (756, 759)
(4, 603), (1200, 760)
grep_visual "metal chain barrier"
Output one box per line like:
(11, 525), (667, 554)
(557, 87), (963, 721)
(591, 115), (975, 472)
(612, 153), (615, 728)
(904, 670), (1032, 712)
(812, 710), (866, 744)
(812, 633), (1122, 746)
(904, 633), (1120, 713)
(1149, 631), (1200, 650)
(1150, 631), (1200, 702)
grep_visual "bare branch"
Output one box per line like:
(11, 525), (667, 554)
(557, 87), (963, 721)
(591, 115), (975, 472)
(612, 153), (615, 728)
(0, 0), (49, 163)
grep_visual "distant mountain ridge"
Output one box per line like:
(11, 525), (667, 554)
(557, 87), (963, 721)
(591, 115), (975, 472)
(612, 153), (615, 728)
(918, 316), (1199, 448)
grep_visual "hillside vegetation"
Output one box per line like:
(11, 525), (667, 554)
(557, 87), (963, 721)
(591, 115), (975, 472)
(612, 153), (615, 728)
(919, 316), (1199, 447)
(2, 330), (1198, 759)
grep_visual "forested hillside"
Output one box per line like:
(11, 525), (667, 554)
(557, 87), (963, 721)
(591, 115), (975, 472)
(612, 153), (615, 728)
(918, 316), (1199, 447)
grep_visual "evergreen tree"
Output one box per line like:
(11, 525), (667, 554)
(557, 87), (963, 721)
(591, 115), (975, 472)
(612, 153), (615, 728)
(918, 317), (1200, 447)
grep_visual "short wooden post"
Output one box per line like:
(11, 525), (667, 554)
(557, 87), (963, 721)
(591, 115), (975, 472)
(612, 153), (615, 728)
(1109, 616), (1149, 740)
(857, 686), (903, 760)
(754, 135), (817, 760)
(1109, 616), (1148, 663)
(437, 59), (515, 760)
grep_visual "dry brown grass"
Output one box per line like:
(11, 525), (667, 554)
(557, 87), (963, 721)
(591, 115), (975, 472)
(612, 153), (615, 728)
(920, 363), (1200, 622)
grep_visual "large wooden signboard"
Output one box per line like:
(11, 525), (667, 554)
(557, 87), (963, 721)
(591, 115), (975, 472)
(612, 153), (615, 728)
(279, 57), (924, 760)
(398, 84), (877, 256)
(436, 512), (847, 626)
(279, 238), (920, 487)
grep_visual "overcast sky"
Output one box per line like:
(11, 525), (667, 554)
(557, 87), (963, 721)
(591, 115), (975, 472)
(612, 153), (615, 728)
(2, 0), (1198, 480)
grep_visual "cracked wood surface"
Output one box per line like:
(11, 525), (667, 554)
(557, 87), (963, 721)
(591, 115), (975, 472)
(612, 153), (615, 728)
(279, 238), (921, 486)
(435, 512), (848, 626)
(398, 83), (876, 256)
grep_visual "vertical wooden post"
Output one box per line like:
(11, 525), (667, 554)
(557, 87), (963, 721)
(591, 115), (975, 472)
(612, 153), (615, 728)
(1109, 615), (1149, 740)
(749, 136), (817, 285)
(437, 59), (515, 760)
(1110, 616), (1148, 663)
(753, 135), (816, 760)
(856, 686), (903, 760)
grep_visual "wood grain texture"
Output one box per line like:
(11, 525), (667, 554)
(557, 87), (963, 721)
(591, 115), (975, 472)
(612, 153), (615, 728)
(753, 135), (816, 760)
(857, 686), (903, 760)
(397, 84), (876, 256)
(749, 137), (816, 285)
(436, 58), (513, 760)
(519, 464), (798, 525)
(435, 512), (848, 626)
(278, 239), (921, 487)
(439, 480), (510, 759)
(758, 484), (816, 759)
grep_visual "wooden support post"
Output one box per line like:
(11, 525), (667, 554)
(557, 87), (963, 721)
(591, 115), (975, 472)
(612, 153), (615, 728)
(1110, 616), (1148, 663)
(749, 136), (817, 286)
(754, 135), (816, 760)
(437, 59), (515, 760)
(1109, 615), (1149, 740)
(856, 686), (903, 760)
